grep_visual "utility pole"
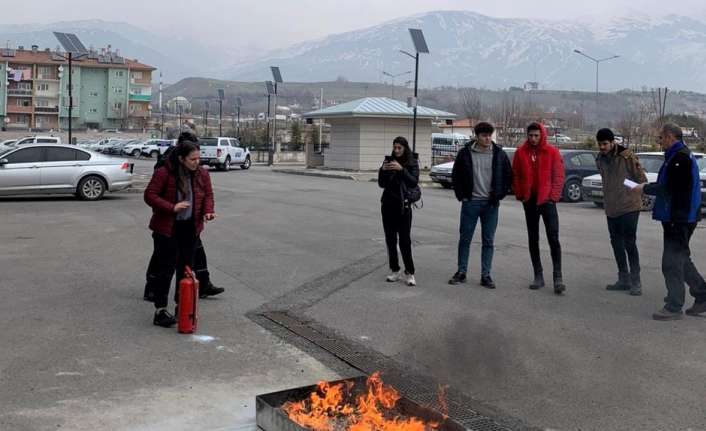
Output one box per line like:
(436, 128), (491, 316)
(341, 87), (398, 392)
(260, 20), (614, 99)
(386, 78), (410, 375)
(265, 81), (274, 166)
(318, 88), (323, 152)
(400, 29), (429, 153)
(159, 71), (164, 138)
(204, 101), (209, 136)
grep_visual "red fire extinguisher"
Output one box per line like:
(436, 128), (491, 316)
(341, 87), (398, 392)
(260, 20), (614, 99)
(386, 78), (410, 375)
(178, 266), (199, 334)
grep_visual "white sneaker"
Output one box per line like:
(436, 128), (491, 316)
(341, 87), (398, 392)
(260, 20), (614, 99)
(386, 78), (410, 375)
(405, 273), (417, 286)
(386, 270), (402, 282)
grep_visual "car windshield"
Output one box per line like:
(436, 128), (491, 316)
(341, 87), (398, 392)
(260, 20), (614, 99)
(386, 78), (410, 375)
(640, 156), (664, 173)
(200, 138), (218, 147)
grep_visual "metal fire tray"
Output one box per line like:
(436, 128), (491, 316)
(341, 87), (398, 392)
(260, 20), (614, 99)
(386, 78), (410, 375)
(256, 377), (468, 431)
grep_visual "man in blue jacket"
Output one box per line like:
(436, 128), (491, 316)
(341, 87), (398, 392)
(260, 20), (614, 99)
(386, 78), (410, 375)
(448, 122), (512, 288)
(634, 123), (706, 320)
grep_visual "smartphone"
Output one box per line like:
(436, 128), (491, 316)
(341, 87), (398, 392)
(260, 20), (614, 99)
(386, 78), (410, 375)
(384, 156), (393, 163)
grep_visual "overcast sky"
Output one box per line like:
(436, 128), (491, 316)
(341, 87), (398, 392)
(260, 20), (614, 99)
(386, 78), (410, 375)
(2, 0), (706, 53)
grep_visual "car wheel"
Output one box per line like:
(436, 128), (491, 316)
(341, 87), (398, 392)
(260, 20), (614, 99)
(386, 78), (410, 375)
(240, 155), (251, 170)
(77, 175), (106, 201)
(593, 202), (604, 208)
(222, 157), (231, 171)
(641, 195), (655, 211)
(150, 150), (159, 159)
(440, 182), (453, 189)
(563, 179), (583, 203)
(132, 149), (141, 157)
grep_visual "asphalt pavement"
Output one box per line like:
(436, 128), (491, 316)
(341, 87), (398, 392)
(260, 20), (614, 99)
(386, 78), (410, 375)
(1, 165), (705, 431)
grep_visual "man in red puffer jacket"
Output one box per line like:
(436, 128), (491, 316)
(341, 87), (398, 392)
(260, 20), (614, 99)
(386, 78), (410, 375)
(512, 122), (566, 295)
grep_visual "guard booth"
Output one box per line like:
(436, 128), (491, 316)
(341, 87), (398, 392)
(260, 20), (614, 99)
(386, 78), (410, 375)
(304, 97), (456, 171)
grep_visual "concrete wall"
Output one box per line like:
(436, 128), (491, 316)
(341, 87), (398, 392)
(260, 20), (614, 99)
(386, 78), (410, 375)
(323, 118), (360, 170)
(79, 68), (108, 127)
(358, 118), (433, 171)
(323, 117), (433, 171)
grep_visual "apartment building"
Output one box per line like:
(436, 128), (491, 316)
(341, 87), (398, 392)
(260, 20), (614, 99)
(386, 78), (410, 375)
(0, 45), (155, 131)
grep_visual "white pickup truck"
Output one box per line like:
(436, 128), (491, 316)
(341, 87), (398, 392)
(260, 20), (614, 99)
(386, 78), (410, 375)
(141, 139), (176, 158)
(199, 137), (251, 171)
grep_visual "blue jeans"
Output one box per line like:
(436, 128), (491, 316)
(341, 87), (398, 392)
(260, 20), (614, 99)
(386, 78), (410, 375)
(457, 200), (499, 276)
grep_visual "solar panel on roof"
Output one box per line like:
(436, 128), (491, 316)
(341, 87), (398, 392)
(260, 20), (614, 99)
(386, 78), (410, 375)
(66, 34), (88, 55)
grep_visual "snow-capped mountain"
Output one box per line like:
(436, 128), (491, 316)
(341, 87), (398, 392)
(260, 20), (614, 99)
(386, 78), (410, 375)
(225, 11), (706, 92)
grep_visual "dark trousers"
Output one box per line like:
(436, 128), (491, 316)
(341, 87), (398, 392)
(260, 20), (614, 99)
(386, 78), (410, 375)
(147, 220), (197, 309)
(523, 200), (562, 277)
(145, 237), (210, 301)
(662, 222), (706, 312)
(382, 203), (415, 275)
(606, 211), (641, 277)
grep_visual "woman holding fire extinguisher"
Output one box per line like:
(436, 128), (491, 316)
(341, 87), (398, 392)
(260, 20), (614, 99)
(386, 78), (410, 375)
(144, 132), (216, 327)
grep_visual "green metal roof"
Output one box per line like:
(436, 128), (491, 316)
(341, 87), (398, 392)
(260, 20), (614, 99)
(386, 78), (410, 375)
(304, 97), (457, 120)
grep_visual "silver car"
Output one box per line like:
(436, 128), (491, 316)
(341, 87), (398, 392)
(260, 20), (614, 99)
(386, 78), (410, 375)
(0, 144), (133, 200)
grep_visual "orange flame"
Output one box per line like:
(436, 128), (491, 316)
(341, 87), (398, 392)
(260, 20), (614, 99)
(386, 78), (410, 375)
(282, 372), (442, 431)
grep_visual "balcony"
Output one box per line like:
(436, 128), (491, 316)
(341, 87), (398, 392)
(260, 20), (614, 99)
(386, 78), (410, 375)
(7, 88), (33, 97)
(129, 94), (152, 102)
(7, 105), (34, 114)
(35, 106), (60, 114)
(36, 74), (59, 81)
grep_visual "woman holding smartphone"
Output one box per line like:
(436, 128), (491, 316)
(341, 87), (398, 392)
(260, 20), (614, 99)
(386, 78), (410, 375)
(377, 136), (420, 286)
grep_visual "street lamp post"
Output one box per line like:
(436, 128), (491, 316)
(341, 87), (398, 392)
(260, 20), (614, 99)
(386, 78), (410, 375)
(265, 81), (275, 166)
(573, 49), (620, 97)
(270, 67), (283, 159)
(382, 70), (412, 99)
(400, 28), (429, 153)
(236, 96), (242, 137)
(217, 89), (224, 136)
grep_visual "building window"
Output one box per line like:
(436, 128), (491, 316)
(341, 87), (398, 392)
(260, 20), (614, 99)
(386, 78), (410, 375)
(114, 102), (122, 110)
(90, 91), (99, 97)
(90, 108), (98, 113)
(132, 88), (142, 95)
(36, 100), (49, 107)
(113, 87), (123, 94)
(116, 71), (124, 77)
(17, 99), (31, 107)
(131, 71), (143, 80)
(37, 83), (49, 91)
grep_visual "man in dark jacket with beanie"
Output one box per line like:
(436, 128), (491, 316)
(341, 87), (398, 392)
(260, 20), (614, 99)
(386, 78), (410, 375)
(595, 128), (648, 296)
(634, 123), (706, 320)
(449, 122), (512, 288)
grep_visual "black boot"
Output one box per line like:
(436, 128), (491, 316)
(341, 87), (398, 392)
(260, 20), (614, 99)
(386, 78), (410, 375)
(553, 273), (566, 295)
(199, 282), (225, 298)
(529, 271), (545, 290)
(606, 272), (631, 291)
(629, 272), (642, 296)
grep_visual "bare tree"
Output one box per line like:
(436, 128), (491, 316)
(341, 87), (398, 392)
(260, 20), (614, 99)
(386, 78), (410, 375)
(461, 88), (484, 121)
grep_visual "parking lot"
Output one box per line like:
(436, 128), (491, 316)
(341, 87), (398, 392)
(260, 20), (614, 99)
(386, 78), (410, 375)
(1, 167), (706, 431)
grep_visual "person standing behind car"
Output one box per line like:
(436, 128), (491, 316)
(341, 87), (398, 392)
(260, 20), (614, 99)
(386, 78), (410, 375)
(512, 122), (566, 295)
(595, 128), (647, 296)
(633, 123), (706, 321)
(144, 139), (216, 327)
(448, 122), (512, 289)
(378, 136), (420, 287)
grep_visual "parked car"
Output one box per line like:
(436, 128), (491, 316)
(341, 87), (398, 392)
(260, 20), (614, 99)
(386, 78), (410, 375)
(551, 134), (572, 144)
(0, 144), (133, 200)
(429, 147), (517, 189)
(0, 139), (16, 152)
(89, 139), (114, 153)
(102, 128), (121, 133)
(199, 137), (251, 171)
(122, 140), (146, 157)
(14, 136), (62, 146)
(582, 152), (706, 210)
(141, 139), (175, 158)
(105, 139), (129, 155)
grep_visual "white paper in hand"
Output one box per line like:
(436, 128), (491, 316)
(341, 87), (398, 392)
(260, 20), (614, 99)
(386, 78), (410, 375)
(623, 179), (639, 189)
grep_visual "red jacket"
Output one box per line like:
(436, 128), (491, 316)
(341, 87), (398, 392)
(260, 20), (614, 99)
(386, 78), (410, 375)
(144, 163), (215, 238)
(512, 123), (565, 205)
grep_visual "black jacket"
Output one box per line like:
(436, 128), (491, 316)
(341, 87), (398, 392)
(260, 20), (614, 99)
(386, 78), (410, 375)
(378, 155), (420, 209)
(451, 141), (513, 204)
